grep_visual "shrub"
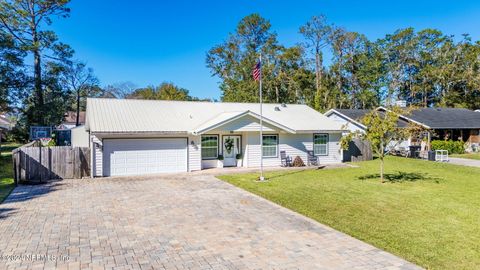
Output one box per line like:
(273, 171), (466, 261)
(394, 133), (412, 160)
(431, 140), (465, 154)
(292, 156), (305, 167)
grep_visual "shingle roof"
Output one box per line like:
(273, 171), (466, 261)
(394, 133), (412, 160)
(86, 98), (344, 133)
(328, 109), (409, 128)
(404, 108), (480, 129)
(332, 109), (371, 122)
(63, 111), (86, 124)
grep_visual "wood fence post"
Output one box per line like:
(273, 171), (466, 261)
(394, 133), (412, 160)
(12, 152), (17, 186)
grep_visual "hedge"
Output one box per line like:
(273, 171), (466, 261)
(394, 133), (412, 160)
(431, 140), (465, 154)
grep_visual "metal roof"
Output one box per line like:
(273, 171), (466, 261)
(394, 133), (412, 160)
(86, 98), (344, 134)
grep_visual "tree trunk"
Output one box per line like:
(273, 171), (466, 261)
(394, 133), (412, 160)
(275, 86), (279, 103)
(314, 51), (323, 110)
(76, 89), (81, 126)
(380, 156), (385, 183)
(315, 51), (322, 92)
(32, 20), (44, 125)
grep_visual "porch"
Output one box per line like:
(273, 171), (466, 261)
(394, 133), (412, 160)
(199, 131), (343, 170)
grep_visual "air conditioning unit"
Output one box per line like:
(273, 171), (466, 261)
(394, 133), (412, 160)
(395, 100), (407, 107)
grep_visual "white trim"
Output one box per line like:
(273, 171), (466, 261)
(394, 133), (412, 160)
(262, 134), (279, 158)
(324, 109), (367, 130)
(376, 107), (431, 129)
(313, 133), (329, 156)
(201, 135), (219, 160)
(193, 111), (296, 135)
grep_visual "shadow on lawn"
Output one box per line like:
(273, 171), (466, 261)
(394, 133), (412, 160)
(267, 169), (310, 180)
(358, 171), (442, 183)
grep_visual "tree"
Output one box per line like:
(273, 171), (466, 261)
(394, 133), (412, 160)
(61, 61), (99, 126)
(299, 15), (332, 111)
(0, 31), (26, 112)
(128, 82), (194, 101)
(357, 107), (424, 182)
(207, 14), (300, 103)
(0, 0), (72, 125)
(102, 82), (136, 99)
(362, 109), (400, 182)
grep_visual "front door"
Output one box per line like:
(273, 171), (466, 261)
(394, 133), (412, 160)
(223, 135), (241, 167)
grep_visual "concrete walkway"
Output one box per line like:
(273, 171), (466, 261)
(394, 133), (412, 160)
(0, 174), (420, 270)
(448, 157), (480, 168)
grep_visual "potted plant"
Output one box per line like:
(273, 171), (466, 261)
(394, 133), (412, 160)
(217, 155), (224, 168)
(236, 153), (243, 167)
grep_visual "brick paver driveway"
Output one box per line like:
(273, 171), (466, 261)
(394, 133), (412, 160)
(0, 174), (420, 270)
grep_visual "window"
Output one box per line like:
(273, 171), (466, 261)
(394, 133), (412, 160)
(262, 135), (278, 158)
(201, 135), (218, 159)
(313, 134), (328, 156)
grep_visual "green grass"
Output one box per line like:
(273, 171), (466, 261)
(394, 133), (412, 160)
(218, 157), (480, 269)
(0, 142), (21, 203)
(451, 152), (480, 160)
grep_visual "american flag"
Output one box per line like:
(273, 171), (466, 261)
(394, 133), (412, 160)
(253, 61), (261, 81)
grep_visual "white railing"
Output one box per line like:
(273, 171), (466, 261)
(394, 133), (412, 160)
(435, 150), (449, 162)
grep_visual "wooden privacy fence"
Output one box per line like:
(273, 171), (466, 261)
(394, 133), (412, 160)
(12, 145), (90, 184)
(343, 138), (373, 162)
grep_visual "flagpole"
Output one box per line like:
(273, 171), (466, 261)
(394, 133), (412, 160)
(259, 54), (264, 181)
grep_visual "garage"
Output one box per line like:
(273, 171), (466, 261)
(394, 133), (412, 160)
(103, 138), (188, 176)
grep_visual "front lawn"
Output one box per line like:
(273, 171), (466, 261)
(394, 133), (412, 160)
(451, 152), (480, 160)
(0, 142), (21, 203)
(218, 157), (480, 270)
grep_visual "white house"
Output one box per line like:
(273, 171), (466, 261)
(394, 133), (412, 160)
(324, 109), (370, 134)
(85, 98), (344, 177)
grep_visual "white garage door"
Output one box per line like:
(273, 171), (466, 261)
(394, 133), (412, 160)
(103, 138), (188, 176)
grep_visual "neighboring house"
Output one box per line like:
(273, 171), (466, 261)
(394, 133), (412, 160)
(57, 111), (86, 130)
(85, 98), (344, 177)
(0, 114), (13, 141)
(324, 109), (369, 133)
(325, 108), (410, 133)
(326, 107), (480, 150)
(384, 107), (480, 144)
(0, 114), (13, 131)
(55, 111), (86, 146)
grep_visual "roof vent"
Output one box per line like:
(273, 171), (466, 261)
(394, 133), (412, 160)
(281, 103), (287, 107)
(274, 107), (281, 111)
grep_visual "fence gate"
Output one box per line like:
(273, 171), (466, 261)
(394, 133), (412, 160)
(343, 138), (373, 162)
(12, 145), (90, 184)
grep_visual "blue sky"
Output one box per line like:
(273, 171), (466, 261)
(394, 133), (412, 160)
(50, 0), (480, 100)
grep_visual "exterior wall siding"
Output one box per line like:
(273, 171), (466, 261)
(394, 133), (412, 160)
(71, 125), (90, 147)
(317, 133), (343, 164)
(201, 131), (248, 169)
(92, 135), (103, 177)
(210, 115), (276, 133)
(327, 113), (365, 133)
(246, 132), (343, 167)
(92, 131), (343, 177)
(188, 135), (201, 171)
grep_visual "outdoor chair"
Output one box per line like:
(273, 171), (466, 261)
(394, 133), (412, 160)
(307, 150), (319, 166)
(280, 151), (292, 167)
